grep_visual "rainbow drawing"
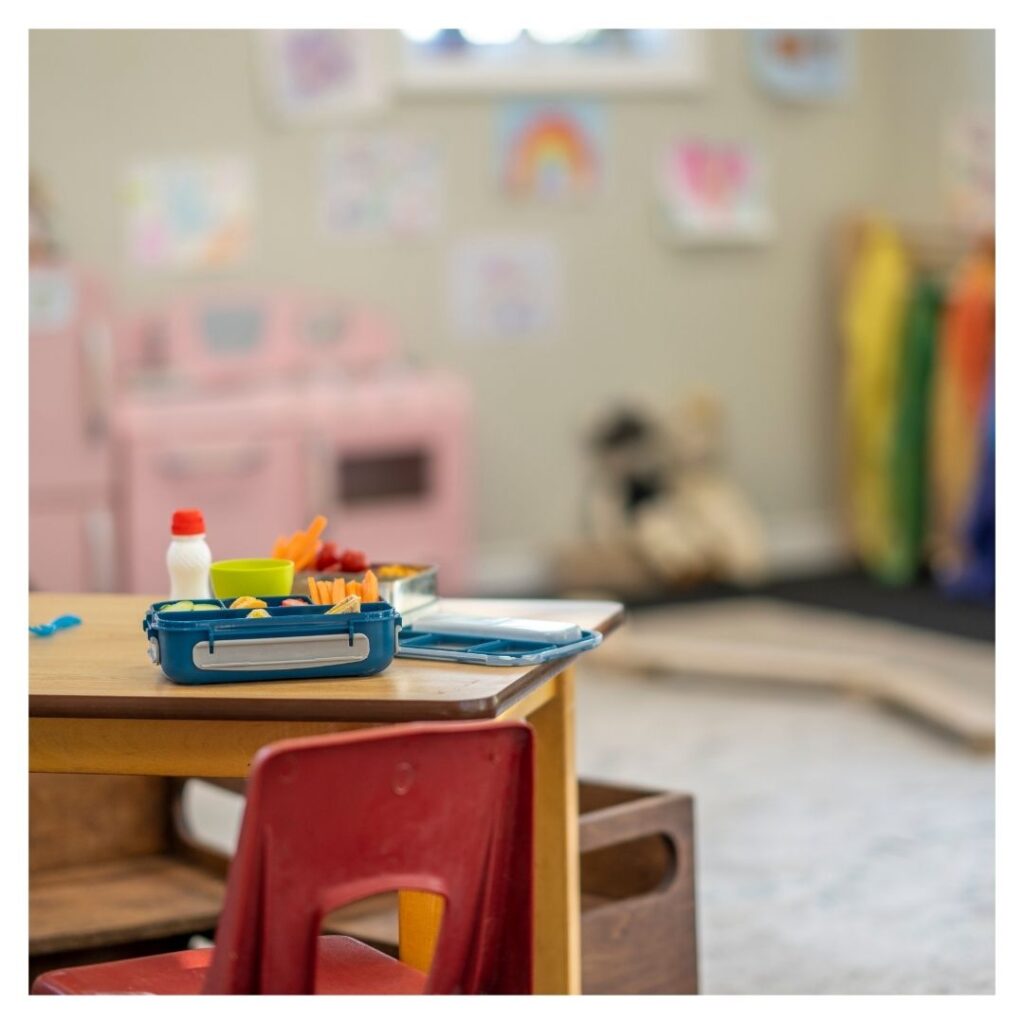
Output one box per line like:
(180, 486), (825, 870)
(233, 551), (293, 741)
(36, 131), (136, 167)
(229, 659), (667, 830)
(497, 101), (606, 200)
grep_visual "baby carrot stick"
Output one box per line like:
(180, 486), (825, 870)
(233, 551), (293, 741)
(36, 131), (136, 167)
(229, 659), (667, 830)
(307, 576), (319, 603)
(303, 515), (327, 547)
(332, 577), (344, 603)
(284, 535), (303, 565)
(319, 580), (333, 605)
(362, 570), (379, 603)
(346, 580), (362, 599)
(295, 540), (316, 572)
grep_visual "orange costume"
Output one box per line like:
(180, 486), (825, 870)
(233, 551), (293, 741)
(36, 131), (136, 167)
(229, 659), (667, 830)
(928, 243), (995, 574)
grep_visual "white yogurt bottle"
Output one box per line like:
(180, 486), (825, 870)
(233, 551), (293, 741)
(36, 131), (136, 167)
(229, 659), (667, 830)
(167, 508), (213, 600)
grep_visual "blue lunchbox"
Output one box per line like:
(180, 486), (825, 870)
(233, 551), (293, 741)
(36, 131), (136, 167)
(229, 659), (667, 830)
(144, 597), (401, 685)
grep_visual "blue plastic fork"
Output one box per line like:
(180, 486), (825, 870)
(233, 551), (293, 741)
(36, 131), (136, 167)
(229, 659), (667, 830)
(29, 614), (82, 638)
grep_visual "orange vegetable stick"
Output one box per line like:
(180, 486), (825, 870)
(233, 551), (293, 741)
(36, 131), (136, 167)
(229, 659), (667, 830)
(303, 540), (321, 571)
(303, 515), (328, 547)
(283, 534), (302, 564)
(332, 577), (344, 603)
(307, 576), (319, 603)
(293, 517), (327, 572)
(362, 570), (379, 603)
(294, 543), (312, 572)
(277, 517), (328, 569)
(319, 580), (333, 605)
(346, 580), (362, 599)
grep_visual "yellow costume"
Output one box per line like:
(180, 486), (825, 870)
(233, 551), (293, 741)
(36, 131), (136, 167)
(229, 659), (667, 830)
(840, 221), (911, 576)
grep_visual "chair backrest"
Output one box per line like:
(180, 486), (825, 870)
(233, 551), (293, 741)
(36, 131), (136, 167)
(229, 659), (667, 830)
(202, 721), (534, 994)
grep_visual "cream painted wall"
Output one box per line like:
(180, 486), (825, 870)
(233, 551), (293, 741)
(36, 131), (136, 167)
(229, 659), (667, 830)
(875, 29), (995, 224)
(29, 30), (993, 584)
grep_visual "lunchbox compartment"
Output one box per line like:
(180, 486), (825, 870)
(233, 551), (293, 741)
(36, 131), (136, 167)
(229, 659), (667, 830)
(298, 563), (438, 617)
(142, 595), (314, 632)
(395, 626), (602, 666)
(397, 632), (557, 656)
(466, 639), (560, 655)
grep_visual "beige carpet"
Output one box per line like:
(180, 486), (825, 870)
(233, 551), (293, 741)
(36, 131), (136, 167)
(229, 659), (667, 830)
(591, 599), (994, 749)
(577, 650), (994, 992)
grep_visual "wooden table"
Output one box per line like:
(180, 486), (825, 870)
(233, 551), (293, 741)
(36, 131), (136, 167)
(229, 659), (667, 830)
(29, 593), (623, 994)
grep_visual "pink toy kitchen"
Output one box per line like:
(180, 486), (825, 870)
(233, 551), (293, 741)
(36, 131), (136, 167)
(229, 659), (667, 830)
(29, 264), (474, 596)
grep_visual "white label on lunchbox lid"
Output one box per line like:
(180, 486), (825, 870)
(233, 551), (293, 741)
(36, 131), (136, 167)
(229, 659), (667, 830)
(192, 632), (370, 671)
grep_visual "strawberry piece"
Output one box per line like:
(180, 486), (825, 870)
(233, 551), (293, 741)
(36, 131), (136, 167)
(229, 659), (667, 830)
(340, 549), (369, 572)
(315, 541), (341, 572)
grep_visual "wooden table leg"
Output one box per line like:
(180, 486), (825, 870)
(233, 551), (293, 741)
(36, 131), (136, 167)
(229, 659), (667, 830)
(397, 669), (582, 992)
(398, 890), (445, 973)
(526, 667), (581, 994)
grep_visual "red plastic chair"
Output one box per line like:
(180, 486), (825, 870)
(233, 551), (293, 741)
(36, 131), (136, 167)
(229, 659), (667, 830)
(32, 720), (535, 995)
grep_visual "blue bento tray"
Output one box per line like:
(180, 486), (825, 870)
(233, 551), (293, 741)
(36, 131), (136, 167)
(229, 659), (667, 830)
(144, 596), (401, 685)
(396, 626), (602, 666)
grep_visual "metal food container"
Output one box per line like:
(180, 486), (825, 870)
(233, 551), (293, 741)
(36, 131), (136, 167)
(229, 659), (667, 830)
(374, 564), (439, 617)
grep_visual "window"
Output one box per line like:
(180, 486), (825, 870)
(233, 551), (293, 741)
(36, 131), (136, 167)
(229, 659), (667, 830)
(399, 29), (705, 94)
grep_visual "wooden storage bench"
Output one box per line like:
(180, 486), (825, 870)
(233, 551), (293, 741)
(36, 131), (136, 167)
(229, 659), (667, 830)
(579, 781), (698, 994)
(29, 774), (228, 983)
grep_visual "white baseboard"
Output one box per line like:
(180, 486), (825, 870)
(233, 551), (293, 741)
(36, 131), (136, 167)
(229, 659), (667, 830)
(762, 509), (849, 578)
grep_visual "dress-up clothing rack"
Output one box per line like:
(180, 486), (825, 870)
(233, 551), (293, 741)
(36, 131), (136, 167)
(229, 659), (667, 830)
(836, 214), (995, 591)
(838, 216), (989, 285)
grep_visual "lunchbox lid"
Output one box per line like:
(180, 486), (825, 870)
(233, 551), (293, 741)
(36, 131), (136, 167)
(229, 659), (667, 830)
(396, 625), (602, 667)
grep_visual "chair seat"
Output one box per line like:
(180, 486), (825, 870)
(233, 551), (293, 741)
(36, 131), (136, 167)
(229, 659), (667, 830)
(32, 936), (428, 995)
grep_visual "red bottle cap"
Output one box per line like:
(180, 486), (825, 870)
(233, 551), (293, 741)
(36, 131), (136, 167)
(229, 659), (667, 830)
(171, 508), (205, 536)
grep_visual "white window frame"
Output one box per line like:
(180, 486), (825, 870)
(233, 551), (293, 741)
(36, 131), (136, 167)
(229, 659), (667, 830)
(398, 30), (707, 95)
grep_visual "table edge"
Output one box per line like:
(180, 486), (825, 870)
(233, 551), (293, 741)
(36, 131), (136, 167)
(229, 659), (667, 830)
(29, 603), (626, 722)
